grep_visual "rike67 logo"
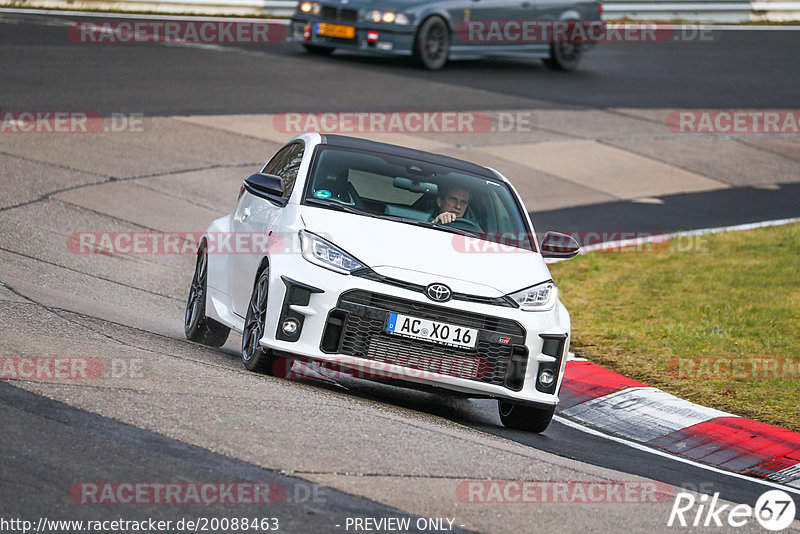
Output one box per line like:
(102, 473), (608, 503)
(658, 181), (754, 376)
(668, 489), (796, 531)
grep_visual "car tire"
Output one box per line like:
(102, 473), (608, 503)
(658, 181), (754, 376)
(543, 39), (583, 72)
(498, 400), (555, 433)
(303, 44), (335, 56)
(241, 268), (276, 375)
(185, 244), (231, 348)
(414, 16), (449, 71)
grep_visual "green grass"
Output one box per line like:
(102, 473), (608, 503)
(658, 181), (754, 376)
(550, 223), (800, 432)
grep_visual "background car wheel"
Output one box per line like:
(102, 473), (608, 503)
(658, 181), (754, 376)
(543, 40), (583, 72)
(185, 244), (230, 347)
(414, 16), (449, 71)
(303, 44), (335, 56)
(241, 269), (276, 374)
(498, 400), (555, 433)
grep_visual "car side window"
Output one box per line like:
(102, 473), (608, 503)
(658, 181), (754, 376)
(264, 143), (304, 199)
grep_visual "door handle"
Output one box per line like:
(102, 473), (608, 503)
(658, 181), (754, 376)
(521, 1), (531, 7)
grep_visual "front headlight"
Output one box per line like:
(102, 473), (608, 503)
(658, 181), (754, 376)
(507, 281), (558, 311)
(299, 231), (367, 275)
(365, 10), (410, 24)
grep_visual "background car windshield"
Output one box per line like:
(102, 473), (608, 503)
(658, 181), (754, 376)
(305, 146), (535, 251)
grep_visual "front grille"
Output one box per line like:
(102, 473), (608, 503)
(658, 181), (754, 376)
(340, 290), (524, 334)
(333, 290), (525, 387)
(319, 6), (358, 22)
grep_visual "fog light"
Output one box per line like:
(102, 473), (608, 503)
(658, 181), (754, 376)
(282, 318), (300, 335)
(538, 369), (555, 386)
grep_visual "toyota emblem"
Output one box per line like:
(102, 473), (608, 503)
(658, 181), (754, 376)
(425, 283), (452, 302)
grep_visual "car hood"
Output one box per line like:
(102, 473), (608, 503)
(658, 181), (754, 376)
(301, 207), (552, 297)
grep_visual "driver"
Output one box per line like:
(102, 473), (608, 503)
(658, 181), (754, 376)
(430, 186), (471, 225)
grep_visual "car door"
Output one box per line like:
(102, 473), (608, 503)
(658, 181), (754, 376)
(230, 142), (305, 317)
(451, 0), (538, 53)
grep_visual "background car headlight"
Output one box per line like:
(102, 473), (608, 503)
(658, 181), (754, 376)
(299, 231), (367, 274)
(507, 281), (558, 311)
(299, 1), (320, 14)
(365, 10), (410, 24)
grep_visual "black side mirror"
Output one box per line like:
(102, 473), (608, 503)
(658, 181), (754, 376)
(541, 231), (580, 259)
(243, 173), (283, 199)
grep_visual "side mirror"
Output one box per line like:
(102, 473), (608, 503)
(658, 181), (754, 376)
(541, 231), (580, 259)
(243, 173), (283, 199)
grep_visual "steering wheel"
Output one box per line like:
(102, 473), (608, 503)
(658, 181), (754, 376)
(444, 217), (483, 233)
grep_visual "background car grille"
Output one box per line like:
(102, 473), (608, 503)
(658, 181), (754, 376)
(320, 6), (358, 22)
(340, 9), (358, 22)
(332, 290), (525, 387)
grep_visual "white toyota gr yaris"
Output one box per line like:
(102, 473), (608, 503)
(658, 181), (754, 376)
(185, 132), (580, 433)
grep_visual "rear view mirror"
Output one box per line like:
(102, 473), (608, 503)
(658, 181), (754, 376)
(394, 177), (438, 194)
(243, 173), (283, 199)
(541, 231), (580, 259)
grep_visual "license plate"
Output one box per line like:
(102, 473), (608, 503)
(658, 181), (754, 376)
(315, 23), (356, 39)
(386, 313), (478, 350)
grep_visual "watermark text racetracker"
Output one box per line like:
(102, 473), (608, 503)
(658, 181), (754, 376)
(68, 19), (286, 44)
(274, 354), (493, 382)
(454, 21), (716, 43)
(457, 480), (674, 503)
(69, 482), (290, 505)
(68, 230), (714, 256)
(668, 110), (800, 134)
(68, 231), (287, 255)
(0, 357), (143, 380)
(274, 111), (491, 134)
(0, 110), (145, 134)
(451, 231), (712, 254)
(273, 111), (537, 134)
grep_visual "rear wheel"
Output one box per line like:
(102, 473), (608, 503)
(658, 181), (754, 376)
(185, 244), (230, 347)
(303, 44), (334, 56)
(414, 16), (449, 71)
(543, 40), (583, 72)
(242, 269), (276, 374)
(498, 400), (555, 433)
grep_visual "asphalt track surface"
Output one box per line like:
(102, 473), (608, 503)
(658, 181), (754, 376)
(0, 13), (799, 114)
(1, 11), (800, 533)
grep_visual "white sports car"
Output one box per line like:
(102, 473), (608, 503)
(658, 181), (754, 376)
(185, 132), (579, 432)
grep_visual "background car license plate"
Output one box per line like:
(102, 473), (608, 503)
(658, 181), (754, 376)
(315, 23), (356, 39)
(386, 313), (478, 349)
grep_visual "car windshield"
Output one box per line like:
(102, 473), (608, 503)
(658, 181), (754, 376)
(303, 146), (536, 251)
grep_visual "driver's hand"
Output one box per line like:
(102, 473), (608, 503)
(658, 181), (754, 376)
(432, 212), (457, 224)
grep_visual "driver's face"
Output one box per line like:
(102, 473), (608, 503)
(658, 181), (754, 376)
(437, 187), (470, 218)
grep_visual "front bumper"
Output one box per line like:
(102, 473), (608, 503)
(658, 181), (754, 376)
(288, 16), (416, 56)
(260, 252), (571, 407)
